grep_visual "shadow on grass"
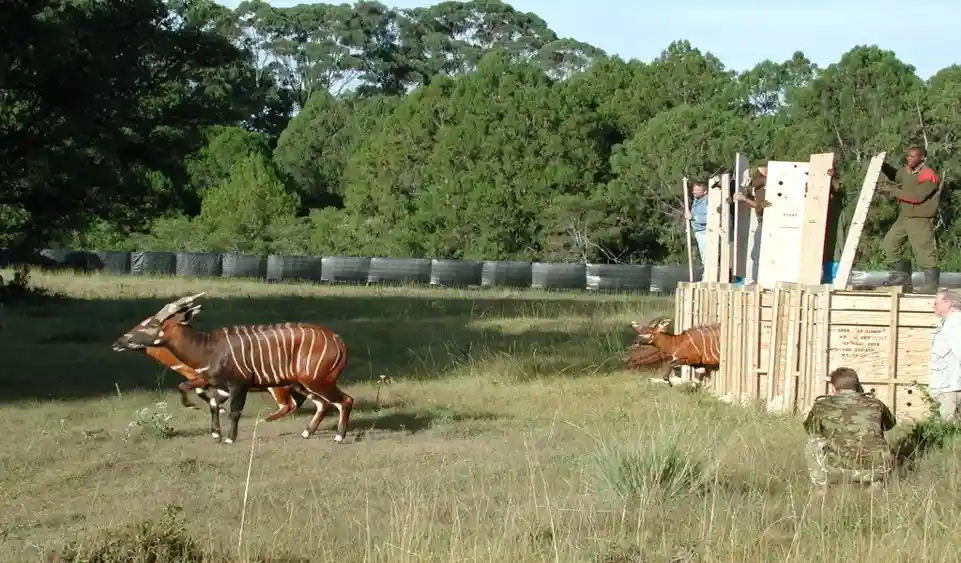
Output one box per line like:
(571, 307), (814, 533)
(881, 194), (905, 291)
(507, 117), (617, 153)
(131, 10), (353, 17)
(0, 291), (665, 403)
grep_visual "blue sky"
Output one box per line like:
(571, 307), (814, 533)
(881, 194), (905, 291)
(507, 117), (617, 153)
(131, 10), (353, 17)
(218, 0), (958, 79)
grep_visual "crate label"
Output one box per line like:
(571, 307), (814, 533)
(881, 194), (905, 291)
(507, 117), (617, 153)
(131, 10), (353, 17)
(829, 326), (887, 367)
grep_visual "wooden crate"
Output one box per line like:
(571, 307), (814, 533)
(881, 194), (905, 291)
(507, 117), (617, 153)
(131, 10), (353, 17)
(674, 281), (937, 420)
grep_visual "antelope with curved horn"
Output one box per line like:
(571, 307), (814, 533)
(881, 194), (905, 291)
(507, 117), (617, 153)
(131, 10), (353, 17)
(112, 295), (307, 423)
(113, 294), (352, 445)
(629, 317), (721, 386)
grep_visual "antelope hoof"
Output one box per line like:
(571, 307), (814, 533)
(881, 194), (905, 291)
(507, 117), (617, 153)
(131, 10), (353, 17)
(219, 408), (227, 414)
(211, 432), (221, 441)
(333, 434), (344, 444)
(668, 376), (686, 387)
(301, 430), (311, 439)
(648, 377), (670, 385)
(223, 438), (234, 445)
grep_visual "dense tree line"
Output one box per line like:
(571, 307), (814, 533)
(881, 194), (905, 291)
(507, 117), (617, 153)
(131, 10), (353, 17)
(5, 0), (961, 267)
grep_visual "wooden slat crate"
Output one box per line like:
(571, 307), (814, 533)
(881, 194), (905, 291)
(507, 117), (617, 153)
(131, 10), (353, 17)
(674, 281), (938, 420)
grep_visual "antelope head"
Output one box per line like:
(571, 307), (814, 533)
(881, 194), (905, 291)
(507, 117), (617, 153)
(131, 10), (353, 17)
(629, 317), (673, 346)
(112, 293), (205, 351)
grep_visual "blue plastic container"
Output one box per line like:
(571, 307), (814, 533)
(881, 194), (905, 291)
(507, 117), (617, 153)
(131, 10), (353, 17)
(822, 261), (840, 284)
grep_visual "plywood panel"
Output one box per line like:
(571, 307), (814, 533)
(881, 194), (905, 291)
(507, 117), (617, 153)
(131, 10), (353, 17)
(704, 176), (724, 282)
(834, 154), (886, 289)
(733, 154), (751, 280)
(718, 173), (732, 282)
(797, 153), (835, 285)
(757, 161), (810, 288)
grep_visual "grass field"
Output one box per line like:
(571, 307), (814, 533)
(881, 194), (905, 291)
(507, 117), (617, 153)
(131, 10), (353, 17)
(2, 271), (961, 563)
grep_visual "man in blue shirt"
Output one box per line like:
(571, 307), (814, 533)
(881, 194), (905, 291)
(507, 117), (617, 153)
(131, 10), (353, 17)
(686, 181), (708, 265)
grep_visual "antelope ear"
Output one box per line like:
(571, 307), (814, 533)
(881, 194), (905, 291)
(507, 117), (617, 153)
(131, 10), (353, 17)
(630, 321), (644, 335)
(655, 318), (673, 331)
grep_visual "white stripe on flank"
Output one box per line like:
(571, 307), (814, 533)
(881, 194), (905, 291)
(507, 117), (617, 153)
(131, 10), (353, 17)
(277, 328), (288, 382)
(222, 328), (245, 377)
(304, 329), (316, 379)
(284, 326), (297, 381)
(313, 331), (330, 378)
(252, 328), (268, 384)
(263, 329), (279, 384)
(296, 327), (307, 375)
(235, 327), (252, 380)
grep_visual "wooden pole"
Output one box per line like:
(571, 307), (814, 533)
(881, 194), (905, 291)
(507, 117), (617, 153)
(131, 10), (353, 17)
(683, 177), (694, 282)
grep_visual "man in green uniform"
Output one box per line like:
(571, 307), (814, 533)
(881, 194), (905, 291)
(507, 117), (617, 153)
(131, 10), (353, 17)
(878, 147), (942, 293)
(802, 367), (897, 495)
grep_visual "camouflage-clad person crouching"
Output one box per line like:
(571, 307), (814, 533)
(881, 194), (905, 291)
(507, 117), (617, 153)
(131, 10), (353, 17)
(802, 367), (897, 491)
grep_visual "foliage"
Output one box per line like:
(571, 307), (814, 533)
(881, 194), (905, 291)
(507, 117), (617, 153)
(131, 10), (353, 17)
(7, 0), (961, 267)
(126, 402), (175, 440)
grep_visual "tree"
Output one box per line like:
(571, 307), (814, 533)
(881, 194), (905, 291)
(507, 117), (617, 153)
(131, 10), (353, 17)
(197, 154), (301, 254)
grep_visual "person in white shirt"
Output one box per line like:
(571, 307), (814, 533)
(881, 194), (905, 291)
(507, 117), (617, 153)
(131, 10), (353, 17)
(929, 289), (961, 422)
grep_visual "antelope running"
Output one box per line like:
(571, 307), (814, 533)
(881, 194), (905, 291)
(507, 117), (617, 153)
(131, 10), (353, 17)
(115, 294), (352, 445)
(629, 317), (720, 386)
(113, 315), (307, 422)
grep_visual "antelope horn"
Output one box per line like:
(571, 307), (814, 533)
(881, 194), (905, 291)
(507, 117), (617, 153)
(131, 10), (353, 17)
(152, 292), (207, 321)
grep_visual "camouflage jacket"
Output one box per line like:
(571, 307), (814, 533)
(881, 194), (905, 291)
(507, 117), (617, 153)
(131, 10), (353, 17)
(802, 390), (896, 471)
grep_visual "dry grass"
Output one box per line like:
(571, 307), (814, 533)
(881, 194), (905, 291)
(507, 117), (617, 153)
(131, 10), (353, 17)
(1, 271), (961, 563)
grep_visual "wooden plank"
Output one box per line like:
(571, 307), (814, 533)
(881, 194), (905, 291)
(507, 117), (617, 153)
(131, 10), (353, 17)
(733, 154), (751, 280)
(756, 161), (811, 288)
(719, 173), (732, 282)
(833, 153), (886, 290)
(683, 177), (694, 282)
(797, 153), (835, 285)
(887, 290), (901, 414)
(704, 175), (724, 282)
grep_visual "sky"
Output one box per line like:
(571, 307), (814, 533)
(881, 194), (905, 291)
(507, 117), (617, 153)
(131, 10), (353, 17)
(217, 0), (958, 79)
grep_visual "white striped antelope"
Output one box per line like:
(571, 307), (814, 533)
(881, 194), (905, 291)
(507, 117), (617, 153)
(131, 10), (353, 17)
(629, 317), (720, 387)
(112, 313), (307, 427)
(114, 294), (352, 445)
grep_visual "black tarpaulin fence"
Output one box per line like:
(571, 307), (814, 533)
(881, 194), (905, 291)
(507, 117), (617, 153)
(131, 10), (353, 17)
(586, 264), (652, 292)
(221, 254), (268, 279)
(94, 251), (131, 274)
(40, 248), (71, 264)
(266, 255), (323, 282)
(649, 266), (689, 294)
(367, 257), (432, 285)
(430, 259), (482, 287)
(480, 261), (533, 288)
(321, 257), (371, 284)
(531, 262), (587, 290)
(131, 251), (176, 276)
(175, 252), (223, 277)
(21, 247), (961, 294)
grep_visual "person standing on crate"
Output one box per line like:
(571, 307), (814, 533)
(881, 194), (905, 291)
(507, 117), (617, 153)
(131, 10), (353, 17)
(929, 290), (961, 422)
(733, 166), (771, 282)
(685, 181), (709, 266)
(801, 367), (897, 496)
(877, 147), (942, 294)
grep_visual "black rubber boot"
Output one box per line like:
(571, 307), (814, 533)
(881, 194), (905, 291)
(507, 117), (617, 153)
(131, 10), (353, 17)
(918, 267), (940, 294)
(881, 259), (912, 292)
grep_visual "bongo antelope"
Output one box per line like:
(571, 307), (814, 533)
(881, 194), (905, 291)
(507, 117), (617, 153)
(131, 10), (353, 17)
(629, 317), (720, 386)
(114, 294), (352, 444)
(113, 321), (307, 422)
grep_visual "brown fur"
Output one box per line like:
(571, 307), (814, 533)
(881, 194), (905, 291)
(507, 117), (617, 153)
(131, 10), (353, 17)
(141, 345), (305, 418)
(623, 343), (669, 370)
(151, 311), (351, 445)
(629, 317), (721, 383)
